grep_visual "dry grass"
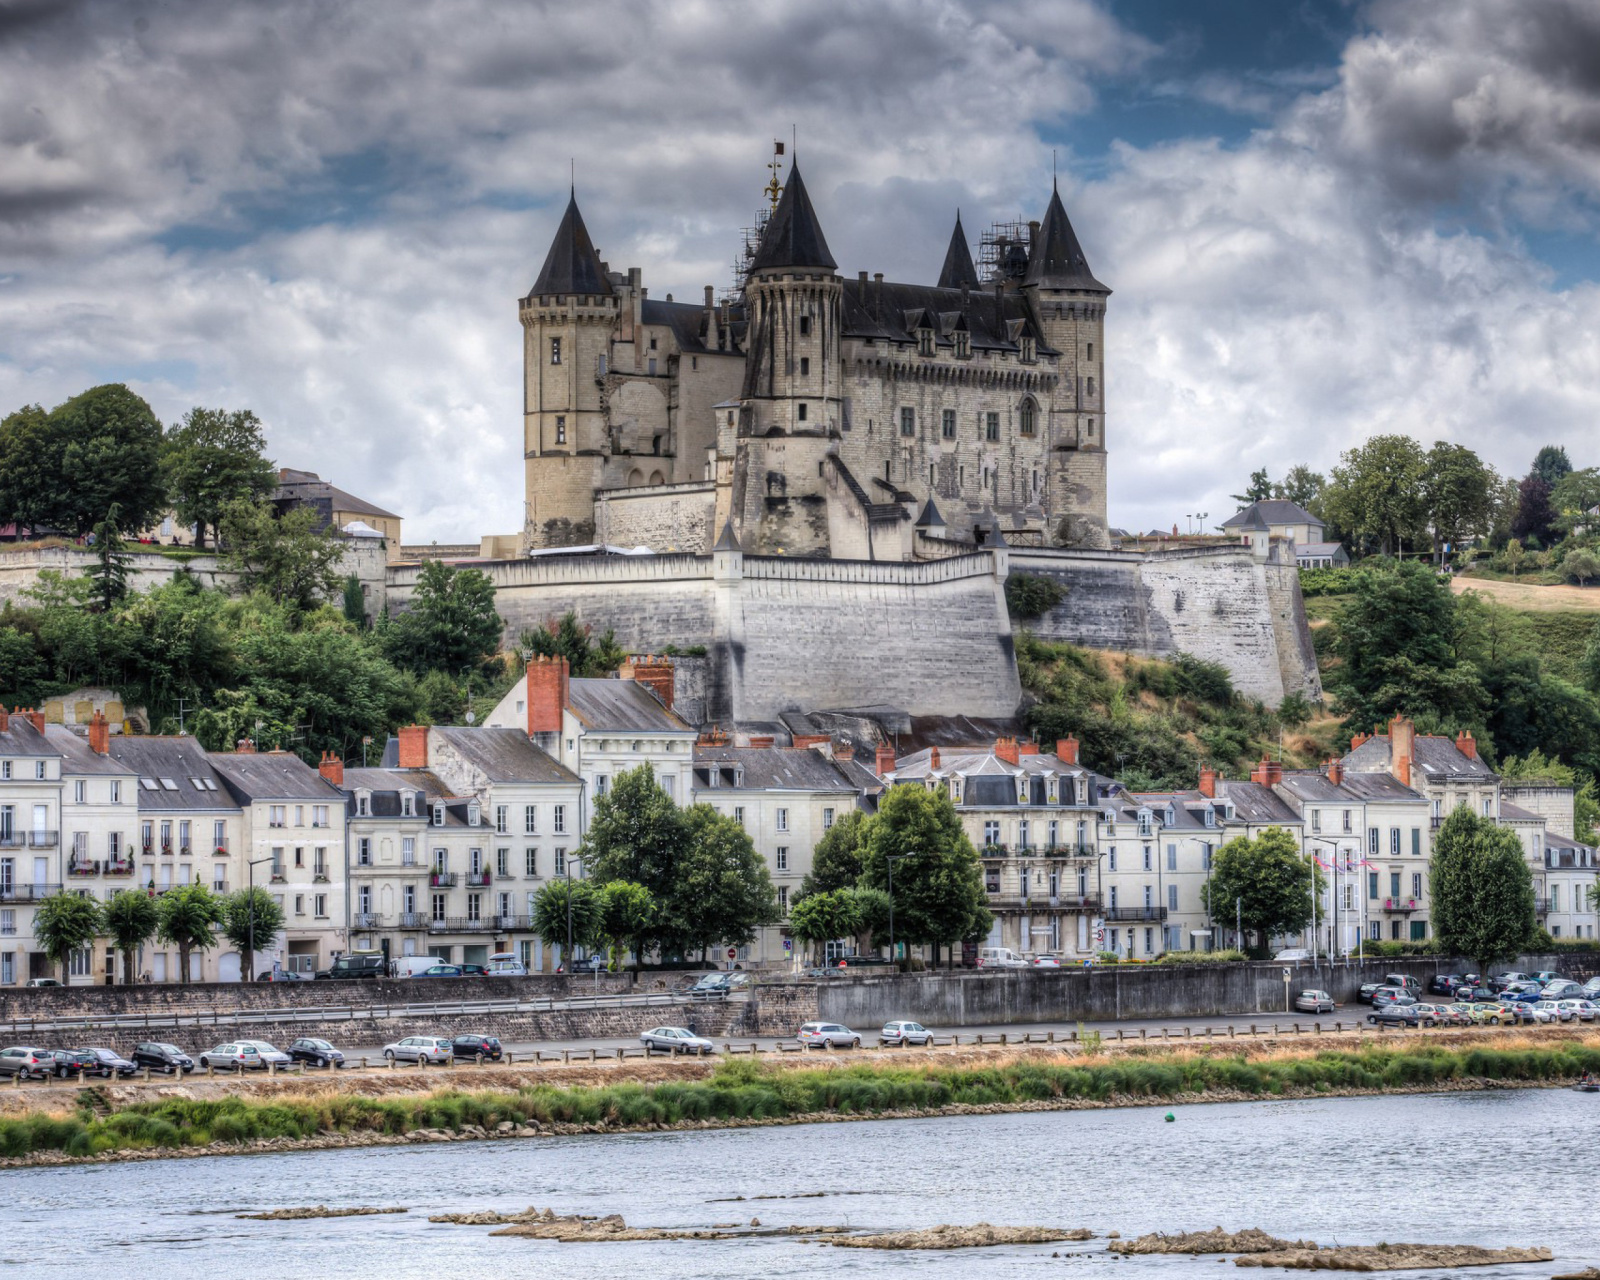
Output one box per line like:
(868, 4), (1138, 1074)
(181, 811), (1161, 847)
(1452, 577), (1600, 612)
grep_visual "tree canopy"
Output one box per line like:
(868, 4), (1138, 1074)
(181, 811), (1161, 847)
(220, 888), (287, 976)
(155, 884), (224, 984)
(163, 407), (277, 549)
(382, 560), (503, 677)
(1322, 434), (1429, 557)
(32, 892), (103, 984)
(103, 889), (159, 986)
(858, 783), (991, 959)
(218, 498), (346, 611)
(1201, 827), (1315, 954)
(1430, 807), (1536, 973)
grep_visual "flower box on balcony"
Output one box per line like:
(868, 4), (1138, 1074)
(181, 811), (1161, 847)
(214, 847), (228, 857)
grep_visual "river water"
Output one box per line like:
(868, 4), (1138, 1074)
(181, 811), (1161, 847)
(8, 1088), (1597, 1278)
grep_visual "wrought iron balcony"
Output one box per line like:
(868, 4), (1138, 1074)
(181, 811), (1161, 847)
(352, 912), (383, 929)
(1103, 906), (1169, 922)
(1382, 898), (1420, 914)
(397, 911), (425, 928)
(104, 860), (135, 877)
(429, 871), (458, 888)
(0, 882), (63, 901)
(67, 858), (100, 876)
(464, 871), (493, 887)
(28, 830), (58, 848)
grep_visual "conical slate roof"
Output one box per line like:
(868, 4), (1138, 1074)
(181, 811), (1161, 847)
(937, 213), (980, 290)
(1024, 182), (1108, 293)
(713, 519), (743, 552)
(529, 190), (613, 297)
(914, 497), (946, 527)
(749, 161), (836, 272)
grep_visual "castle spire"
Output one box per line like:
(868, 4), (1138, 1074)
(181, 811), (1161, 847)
(749, 158), (836, 272)
(528, 189), (613, 297)
(1023, 183), (1108, 293)
(936, 210), (980, 290)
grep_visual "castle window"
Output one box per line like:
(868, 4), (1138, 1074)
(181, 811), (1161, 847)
(649, 337), (657, 350)
(550, 338), (561, 365)
(1087, 376), (1096, 397)
(800, 357), (810, 376)
(797, 403), (808, 422)
(1087, 342), (1094, 361)
(1020, 400), (1036, 436)
(799, 315), (811, 336)
(955, 331), (970, 358)
(691, 356), (697, 370)
(985, 412), (999, 442)
(1086, 419), (1095, 439)
(917, 328), (934, 357)
(555, 416), (567, 444)
(941, 409), (956, 440)
(1021, 336), (1035, 362)
(900, 407), (915, 437)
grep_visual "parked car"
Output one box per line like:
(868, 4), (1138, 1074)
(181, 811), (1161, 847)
(1429, 974), (1464, 996)
(413, 964), (463, 978)
(383, 1035), (453, 1064)
(487, 952), (528, 975)
(1433, 1005), (1473, 1027)
(1411, 1003), (1453, 1027)
(1371, 988), (1417, 1009)
(1274, 948), (1311, 962)
(316, 953), (386, 980)
(24, 978), (62, 988)
(131, 1042), (193, 1074)
(1031, 956), (1062, 967)
(1532, 971), (1562, 985)
(1359, 975), (1420, 1003)
(1540, 979), (1583, 1000)
(197, 1042), (289, 1071)
(0, 1046), (52, 1079)
(639, 1026), (715, 1055)
(459, 964), (489, 976)
(798, 1022), (862, 1049)
(1293, 990), (1334, 1014)
(1530, 1000), (1571, 1023)
(257, 969), (310, 981)
(1582, 976), (1600, 999)
(1369, 1005), (1422, 1027)
(450, 1034), (503, 1062)
(286, 1037), (345, 1068)
(48, 1048), (104, 1078)
(832, 955), (894, 971)
(976, 947), (1029, 968)
(881, 1020), (934, 1045)
(1500, 987), (1540, 1005)
(1559, 999), (1599, 1022)
(85, 1048), (138, 1077)
(1491, 971), (1533, 991)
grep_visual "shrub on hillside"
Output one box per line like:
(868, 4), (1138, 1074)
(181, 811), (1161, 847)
(1005, 573), (1066, 620)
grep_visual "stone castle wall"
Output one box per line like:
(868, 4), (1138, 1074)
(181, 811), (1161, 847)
(593, 481), (717, 553)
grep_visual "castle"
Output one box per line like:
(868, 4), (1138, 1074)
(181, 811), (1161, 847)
(518, 159), (1110, 558)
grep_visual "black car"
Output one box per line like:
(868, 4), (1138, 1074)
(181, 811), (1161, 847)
(459, 964), (489, 977)
(450, 1034), (503, 1062)
(85, 1048), (138, 1077)
(316, 953), (386, 980)
(131, 1042), (194, 1074)
(51, 1048), (110, 1079)
(286, 1038), (345, 1068)
(1369, 1005), (1422, 1027)
(1429, 974), (1463, 996)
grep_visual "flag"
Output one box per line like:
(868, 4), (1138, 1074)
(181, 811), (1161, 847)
(775, 141), (785, 155)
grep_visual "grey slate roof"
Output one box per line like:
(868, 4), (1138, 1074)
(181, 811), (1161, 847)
(1275, 770), (1360, 804)
(749, 161), (836, 272)
(1336, 772), (1426, 803)
(1222, 499), (1322, 530)
(1498, 801), (1543, 822)
(341, 767), (437, 817)
(936, 213), (980, 290)
(567, 678), (693, 734)
(528, 190), (613, 297)
(0, 717), (55, 757)
(430, 727), (578, 784)
(693, 746), (861, 793)
(1215, 780), (1303, 825)
(713, 520), (742, 552)
(1343, 734), (1497, 781)
(1023, 183), (1109, 293)
(1296, 541), (1346, 558)
(914, 497), (945, 527)
(210, 751), (344, 802)
(640, 297), (748, 356)
(840, 277), (1044, 353)
(104, 737), (239, 810)
(275, 470), (400, 521)
(45, 725), (134, 777)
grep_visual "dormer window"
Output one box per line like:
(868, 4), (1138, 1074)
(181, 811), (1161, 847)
(402, 793), (415, 818)
(1204, 804), (1215, 828)
(917, 327), (934, 357)
(432, 803), (445, 827)
(1020, 335), (1035, 362)
(955, 330), (970, 359)
(356, 792), (371, 817)
(467, 802), (480, 827)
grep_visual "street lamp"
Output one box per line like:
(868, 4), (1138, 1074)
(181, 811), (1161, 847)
(564, 853), (583, 975)
(245, 854), (277, 982)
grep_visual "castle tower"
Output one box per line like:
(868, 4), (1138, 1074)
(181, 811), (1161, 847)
(1022, 181), (1111, 548)
(733, 160), (843, 555)
(520, 190), (619, 549)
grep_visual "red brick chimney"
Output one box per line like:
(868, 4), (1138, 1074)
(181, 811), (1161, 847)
(1326, 757), (1343, 787)
(236, 738), (256, 754)
(318, 751), (344, 787)
(1018, 740), (1039, 756)
(0, 707), (8, 732)
(1350, 732), (1368, 750)
(1455, 730), (1477, 761)
(1250, 757), (1284, 787)
(1056, 737), (1080, 766)
(1389, 715), (1415, 786)
(792, 734), (829, 749)
(620, 654), (675, 710)
(748, 735), (774, 749)
(22, 707), (43, 732)
(929, 747), (941, 770)
(874, 743), (897, 776)
(994, 737), (1020, 766)
(527, 655), (570, 735)
(88, 710), (110, 755)
(1198, 766), (1217, 798)
(835, 742), (854, 762)
(397, 724), (428, 769)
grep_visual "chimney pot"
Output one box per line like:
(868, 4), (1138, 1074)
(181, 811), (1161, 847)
(527, 654), (570, 734)
(1455, 730), (1477, 761)
(874, 742), (897, 777)
(704, 285), (715, 309)
(1056, 737), (1080, 766)
(319, 751), (345, 787)
(995, 737), (1020, 766)
(1326, 758), (1343, 787)
(397, 724), (428, 769)
(236, 738), (256, 755)
(88, 710), (110, 755)
(1198, 766), (1217, 799)
(620, 654), (675, 711)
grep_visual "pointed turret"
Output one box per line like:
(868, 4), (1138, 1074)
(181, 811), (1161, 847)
(936, 212), (980, 290)
(749, 160), (836, 272)
(528, 189), (613, 297)
(1024, 182), (1108, 293)
(713, 519), (742, 552)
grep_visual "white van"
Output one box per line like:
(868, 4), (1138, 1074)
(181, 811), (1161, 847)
(487, 952), (528, 976)
(976, 947), (1028, 968)
(393, 956), (445, 979)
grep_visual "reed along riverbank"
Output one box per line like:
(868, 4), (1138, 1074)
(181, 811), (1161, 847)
(4, 1034), (1598, 1165)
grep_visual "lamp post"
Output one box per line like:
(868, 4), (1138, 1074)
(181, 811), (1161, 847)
(564, 854), (583, 975)
(245, 854), (277, 983)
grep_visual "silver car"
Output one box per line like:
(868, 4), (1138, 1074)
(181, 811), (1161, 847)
(1293, 990), (1334, 1014)
(881, 1020), (933, 1045)
(383, 1035), (453, 1064)
(197, 1041), (290, 1070)
(1559, 999), (1599, 1022)
(798, 1021), (861, 1049)
(639, 1026), (716, 1055)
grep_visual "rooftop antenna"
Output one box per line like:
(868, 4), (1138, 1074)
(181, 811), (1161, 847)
(570, 157), (575, 192)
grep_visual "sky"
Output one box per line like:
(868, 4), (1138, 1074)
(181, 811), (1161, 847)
(5, 0), (1600, 541)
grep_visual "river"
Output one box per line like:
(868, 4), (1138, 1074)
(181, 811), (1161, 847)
(9, 1088), (1597, 1277)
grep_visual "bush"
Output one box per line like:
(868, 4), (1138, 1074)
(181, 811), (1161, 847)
(1005, 573), (1066, 620)
(1299, 566), (1358, 597)
(1152, 949), (1247, 965)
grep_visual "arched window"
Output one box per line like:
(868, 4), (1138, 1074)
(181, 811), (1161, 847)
(1019, 399), (1036, 436)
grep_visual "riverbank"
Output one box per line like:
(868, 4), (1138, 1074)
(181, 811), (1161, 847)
(4, 1029), (1598, 1168)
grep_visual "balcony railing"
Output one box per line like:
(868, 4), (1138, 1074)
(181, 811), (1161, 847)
(429, 915), (528, 934)
(1534, 897), (1552, 916)
(28, 831), (58, 848)
(429, 871), (458, 888)
(982, 843), (1099, 860)
(1103, 906), (1169, 922)
(67, 859), (100, 876)
(352, 912), (383, 929)
(397, 912), (425, 928)
(985, 891), (1102, 912)
(464, 871), (493, 887)
(213, 839), (229, 854)
(1382, 898), (1419, 914)
(105, 860), (135, 877)
(0, 833), (26, 848)
(0, 883), (62, 901)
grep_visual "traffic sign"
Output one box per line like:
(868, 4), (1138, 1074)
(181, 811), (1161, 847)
(782, 939), (792, 952)
(727, 947), (737, 959)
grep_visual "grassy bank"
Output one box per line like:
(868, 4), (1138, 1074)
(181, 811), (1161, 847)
(4, 1038), (1599, 1162)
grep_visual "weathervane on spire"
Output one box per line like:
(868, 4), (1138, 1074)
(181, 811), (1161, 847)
(764, 139), (785, 213)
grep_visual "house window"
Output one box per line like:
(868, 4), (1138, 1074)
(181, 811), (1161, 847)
(525, 848), (538, 877)
(401, 793), (414, 817)
(35, 761), (46, 780)
(797, 403), (807, 422)
(432, 894), (446, 924)
(312, 805), (328, 828)
(778, 886), (789, 913)
(776, 847), (788, 872)
(1166, 844), (1177, 871)
(1411, 827), (1421, 856)
(900, 407), (915, 437)
(74, 780), (85, 804)
(269, 805), (286, 828)
(357, 838), (371, 867)
(467, 802), (480, 827)
(1390, 872), (1401, 898)
(553, 805), (566, 834)
(1412, 872), (1423, 898)
(983, 820), (1000, 846)
(295, 894), (305, 916)
(1167, 884), (1178, 911)
(496, 806), (508, 834)
(356, 793), (370, 817)
(466, 894), (481, 923)
(1202, 843), (1212, 871)
(1482, 798), (1493, 817)
(1368, 828), (1379, 855)
(1021, 336), (1035, 362)
(955, 330), (970, 358)
(525, 805), (538, 834)
(1390, 828), (1401, 855)
(917, 328), (933, 356)
(1108, 847), (1117, 871)
(550, 337), (561, 364)
(1342, 810), (1352, 832)
(1368, 871), (1379, 899)
(110, 780), (120, 803)
(496, 848), (509, 878)
(823, 808), (834, 829)
(942, 408), (956, 440)
(1311, 809), (1321, 834)
(433, 804), (445, 827)
(800, 357), (810, 376)
(734, 806), (745, 828)
(554, 848), (566, 875)
(402, 837), (416, 865)
(776, 808), (789, 832)
(1020, 401), (1036, 436)
(555, 416), (566, 444)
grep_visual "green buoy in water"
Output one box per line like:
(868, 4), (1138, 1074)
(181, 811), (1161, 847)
(1165, 1112), (1175, 1122)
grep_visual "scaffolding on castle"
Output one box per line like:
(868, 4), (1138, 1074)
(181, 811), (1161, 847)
(978, 219), (1032, 284)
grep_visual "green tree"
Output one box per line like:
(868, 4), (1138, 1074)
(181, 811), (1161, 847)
(1231, 468), (1273, 505)
(579, 764), (687, 947)
(87, 503), (133, 612)
(799, 807), (869, 898)
(416, 669), (465, 725)
(1503, 538), (1526, 578)
(155, 883), (224, 984)
(597, 880), (657, 970)
(1201, 827), (1315, 954)
(162, 407), (277, 548)
(1562, 548), (1600, 586)
(1005, 573), (1065, 620)
(858, 783), (990, 962)
(1322, 434), (1428, 557)
(218, 498), (345, 610)
(1511, 475), (1555, 548)
(0, 627), (46, 705)
(219, 888), (286, 981)
(1531, 444), (1572, 488)
(1551, 468), (1600, 536)
(675, 805), (780, 958)
(788, 889), (863, 964)
(383, 560), (502, 676)
(1422, 442), (1495, 565)
(517, 611), (625, 677)
(342, 573), (367, 629)
(531, 878), (602, 966)
(1430, 807), (1537, 973)
(0, 385), (167, 536)
(32, 892), (103, 984)
(115, 576), (237, 730)
(103, 889), (159, 986)
(1274, 465), (1325, 514)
